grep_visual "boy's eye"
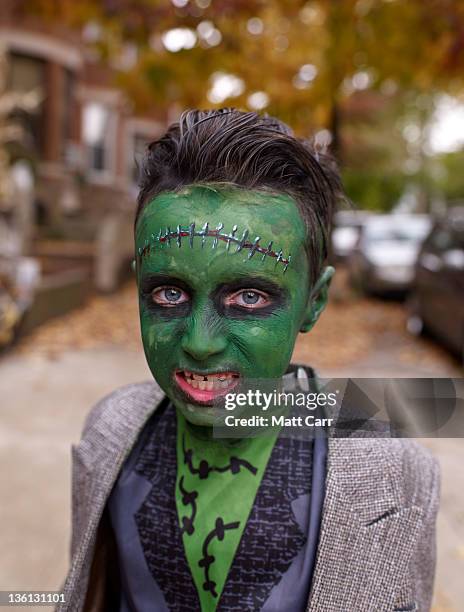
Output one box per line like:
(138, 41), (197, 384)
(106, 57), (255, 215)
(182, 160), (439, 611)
(224, 289), (270, 310)
(151, 286), (189, 306)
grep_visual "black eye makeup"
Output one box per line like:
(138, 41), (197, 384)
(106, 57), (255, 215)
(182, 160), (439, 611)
(140, 274), (192, 318)
(213, 277), (287, 318)
(224, 289), (270, 309)
(140, 274), (286, 319)
(152, 286), (189, 307)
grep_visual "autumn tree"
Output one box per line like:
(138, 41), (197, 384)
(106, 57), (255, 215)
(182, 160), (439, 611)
(21, 0), (464, 209)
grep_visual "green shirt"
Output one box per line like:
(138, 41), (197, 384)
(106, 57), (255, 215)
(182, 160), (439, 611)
(175, 410), (280, 611)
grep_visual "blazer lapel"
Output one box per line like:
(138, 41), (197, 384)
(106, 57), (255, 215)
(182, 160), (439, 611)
(307, 438), (424, 612)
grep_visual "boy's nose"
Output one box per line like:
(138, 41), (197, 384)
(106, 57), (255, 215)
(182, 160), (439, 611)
(181, 310), (227, 362)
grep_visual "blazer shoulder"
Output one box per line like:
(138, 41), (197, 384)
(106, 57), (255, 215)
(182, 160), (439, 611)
(395, 439), (440, 511)
(81, 380), (164, 440)
(330, 438), (440, 512)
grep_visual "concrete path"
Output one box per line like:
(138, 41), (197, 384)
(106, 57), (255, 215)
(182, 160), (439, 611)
(0, 347), (150, 597)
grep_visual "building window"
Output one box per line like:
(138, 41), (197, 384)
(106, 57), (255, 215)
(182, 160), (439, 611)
(61, 69), (75, 160)
(8, 52), (46, 155)
(82, 102), (115, 176)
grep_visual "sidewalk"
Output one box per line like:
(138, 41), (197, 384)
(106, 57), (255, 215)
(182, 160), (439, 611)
(0, 346), (150, 593)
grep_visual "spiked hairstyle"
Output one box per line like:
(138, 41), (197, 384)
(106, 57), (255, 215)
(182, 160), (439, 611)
(136, 109), (344, 283)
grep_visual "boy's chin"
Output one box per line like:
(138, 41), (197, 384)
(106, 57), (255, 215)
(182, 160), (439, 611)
(175, 401), (226, 427)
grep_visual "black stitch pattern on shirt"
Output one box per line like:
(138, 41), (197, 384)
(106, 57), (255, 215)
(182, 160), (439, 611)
(182, 434), (258, 479)
(179, 475), (198, 536)
(199, 517), (240, 598)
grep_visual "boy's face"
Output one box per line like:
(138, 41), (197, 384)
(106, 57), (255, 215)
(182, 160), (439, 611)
(136, 185), (329, 426)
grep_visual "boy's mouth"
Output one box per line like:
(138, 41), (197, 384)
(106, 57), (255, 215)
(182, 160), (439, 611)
(174, 369), (240, 405)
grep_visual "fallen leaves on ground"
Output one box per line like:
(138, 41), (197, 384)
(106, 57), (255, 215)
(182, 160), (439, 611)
(14, 281), (142, 357)
(293, 295), (460, 372)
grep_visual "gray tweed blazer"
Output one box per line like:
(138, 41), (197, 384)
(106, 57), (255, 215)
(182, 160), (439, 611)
(59, 381), (440, 612)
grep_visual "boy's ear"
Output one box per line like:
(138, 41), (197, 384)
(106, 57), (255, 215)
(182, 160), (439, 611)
(300, 266), (334, 333)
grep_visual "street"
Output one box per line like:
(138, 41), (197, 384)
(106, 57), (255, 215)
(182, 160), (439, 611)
(1, 277), (463, 611)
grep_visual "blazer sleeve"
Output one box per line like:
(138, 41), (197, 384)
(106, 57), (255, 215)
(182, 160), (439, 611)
(394, 444), (441, 612)
(69, 443), (89, 561)
(414, 452), (440, 611)
(69, 396), (109, 561)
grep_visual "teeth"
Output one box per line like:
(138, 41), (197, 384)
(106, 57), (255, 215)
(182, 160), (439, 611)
(186, 371), (236, 380)
(182, 370), (238, 391)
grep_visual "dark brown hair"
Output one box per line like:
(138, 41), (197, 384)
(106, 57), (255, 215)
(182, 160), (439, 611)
(137, 108), (344, 280)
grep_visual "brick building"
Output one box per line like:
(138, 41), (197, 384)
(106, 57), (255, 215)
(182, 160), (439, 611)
(0, 1), (166, 240)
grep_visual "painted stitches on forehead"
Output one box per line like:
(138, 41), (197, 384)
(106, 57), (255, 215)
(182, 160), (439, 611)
(137, 222), (292, 273)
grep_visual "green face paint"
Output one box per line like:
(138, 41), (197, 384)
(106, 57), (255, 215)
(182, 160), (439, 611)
(136, 185), (323, 427)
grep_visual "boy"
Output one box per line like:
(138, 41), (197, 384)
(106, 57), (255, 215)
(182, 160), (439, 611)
(60, 109), (439, 611)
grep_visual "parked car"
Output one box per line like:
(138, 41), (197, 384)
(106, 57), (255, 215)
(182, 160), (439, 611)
(331, 210), (369, 260)
(348, 214), (432, 295)
(407, 207), (464, 360)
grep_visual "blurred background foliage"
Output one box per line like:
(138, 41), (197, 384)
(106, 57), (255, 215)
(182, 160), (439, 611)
(24, 0), (464, 212)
